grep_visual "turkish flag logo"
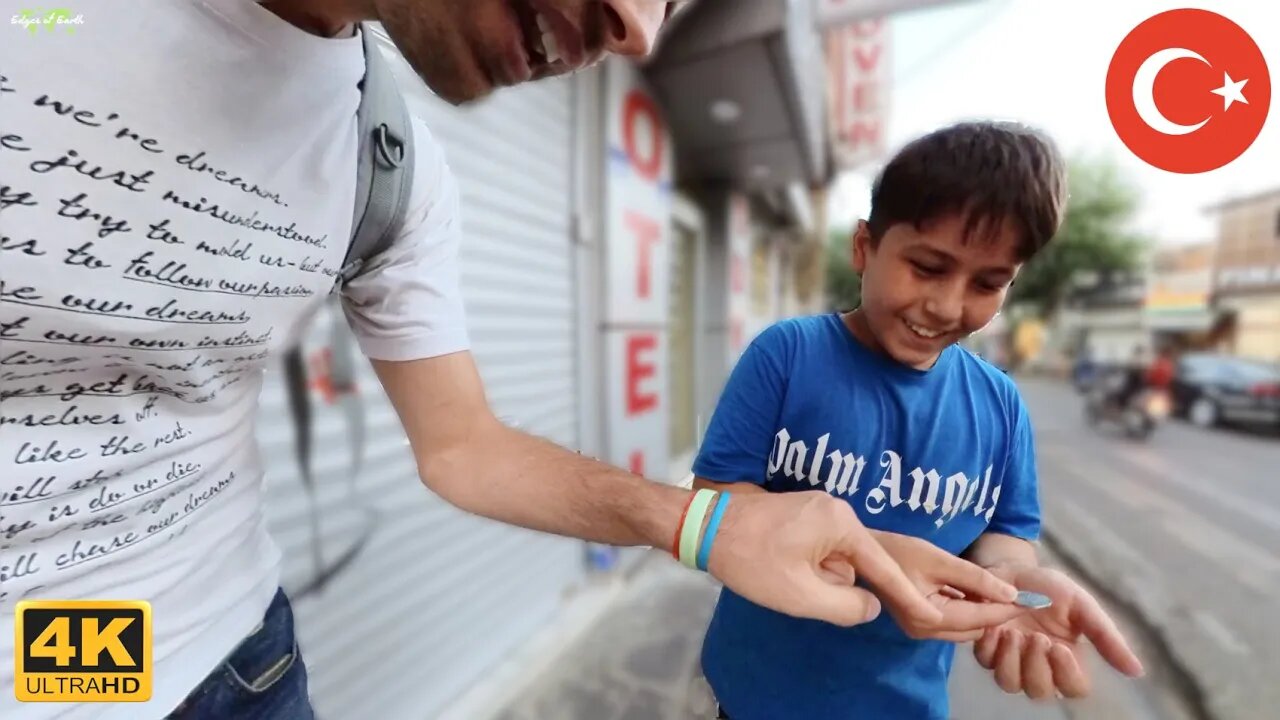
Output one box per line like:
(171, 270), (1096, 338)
(1105, 9), (1270, 174)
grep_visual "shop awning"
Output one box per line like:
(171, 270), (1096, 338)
(644, 0), (978, 192)
(1144, 307), (1221, 332)
(643, 0), (829, 191)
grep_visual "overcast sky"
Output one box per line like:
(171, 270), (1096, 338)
(828, 0), (1280, 248)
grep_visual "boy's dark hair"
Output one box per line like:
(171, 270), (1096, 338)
(866, 121), (1068, 261)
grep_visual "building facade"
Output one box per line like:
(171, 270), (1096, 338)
(1145, 242), (1223, 353)
(1210, 188), (1280, 362)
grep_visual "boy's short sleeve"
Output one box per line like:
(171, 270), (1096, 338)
(988, 397), (1042, 541)
(692, 325), (790, 486)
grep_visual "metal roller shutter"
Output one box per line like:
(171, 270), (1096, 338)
(253, 31), (584, 720)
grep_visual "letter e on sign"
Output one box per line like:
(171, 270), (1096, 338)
(626, 333), (658, 416)
(15, 600), (152, 702)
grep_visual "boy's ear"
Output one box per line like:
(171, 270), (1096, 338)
(851, 220), (872, 274)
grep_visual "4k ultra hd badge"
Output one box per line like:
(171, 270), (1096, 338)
(14, 600), (152, 702)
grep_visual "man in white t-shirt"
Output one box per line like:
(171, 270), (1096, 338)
(1, 1), (1020, 718)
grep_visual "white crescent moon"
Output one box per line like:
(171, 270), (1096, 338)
(1133, 47), (1211, 135)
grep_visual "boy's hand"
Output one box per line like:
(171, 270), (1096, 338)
(862, 530), (1027, 641)
(707, 491), (944, 629)
(973, 566), (1145, 700)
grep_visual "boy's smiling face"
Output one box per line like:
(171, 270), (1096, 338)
(850, 213), (1022, 370)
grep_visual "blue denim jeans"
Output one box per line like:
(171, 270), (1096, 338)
(167, 588), (314, 720)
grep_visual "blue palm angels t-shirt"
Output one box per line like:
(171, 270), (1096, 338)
(695, 314), (1041, 720)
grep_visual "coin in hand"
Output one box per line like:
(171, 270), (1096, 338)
(1015, 591), (1052, 609)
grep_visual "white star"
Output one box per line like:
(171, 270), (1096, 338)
(1210, 72), (1249, 111)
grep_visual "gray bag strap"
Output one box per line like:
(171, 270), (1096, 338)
(284, 21), (415, 599)
(338, 21), (417, 288)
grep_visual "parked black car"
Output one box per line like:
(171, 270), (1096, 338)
(1170, 353), (1280, 429)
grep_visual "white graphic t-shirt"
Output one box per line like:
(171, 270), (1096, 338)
(0, 2), (469, 717)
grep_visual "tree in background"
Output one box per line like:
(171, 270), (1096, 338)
(1010, 154), (1146, 314)
(824, 155), (1145, 316)
(825, 226), (862, 310)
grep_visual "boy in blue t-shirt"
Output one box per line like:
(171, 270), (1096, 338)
(694, 121), (1146, 719)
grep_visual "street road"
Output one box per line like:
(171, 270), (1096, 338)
(1016, 377), (1280, 720)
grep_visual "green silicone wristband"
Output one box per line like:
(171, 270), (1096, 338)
(679, 489), (719, 569)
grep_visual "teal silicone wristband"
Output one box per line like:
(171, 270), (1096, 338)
(696, 492), (731, 571)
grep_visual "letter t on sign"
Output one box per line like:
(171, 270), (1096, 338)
(626, 333), (657, 416)
(626, 211), (661, 299)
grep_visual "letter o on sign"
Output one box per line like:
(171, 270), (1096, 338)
(622, 90), (664, 182)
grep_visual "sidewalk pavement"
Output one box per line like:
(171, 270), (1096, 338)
(487, 550), (1184, 720)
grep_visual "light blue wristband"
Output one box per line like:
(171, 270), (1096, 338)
(696, 492), (731, 572)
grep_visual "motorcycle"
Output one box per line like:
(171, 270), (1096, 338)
(1084, 379), (1171, 440)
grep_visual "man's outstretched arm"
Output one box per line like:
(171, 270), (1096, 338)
(373, 351), (685, 546)
(371, 351), (942, 629)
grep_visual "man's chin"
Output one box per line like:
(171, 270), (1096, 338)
(400, 43), (498, 106)
(424, 75), (495, 106)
